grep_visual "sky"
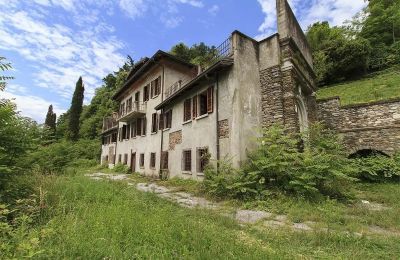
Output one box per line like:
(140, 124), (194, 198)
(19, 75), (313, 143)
(0, 0), (367, 123)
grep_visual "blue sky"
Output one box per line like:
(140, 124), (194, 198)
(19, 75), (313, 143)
(0, 0), (366, 123)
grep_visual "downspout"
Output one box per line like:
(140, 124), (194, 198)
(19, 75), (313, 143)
(216, 73), (220, 166)
(159, 65), (165, 178)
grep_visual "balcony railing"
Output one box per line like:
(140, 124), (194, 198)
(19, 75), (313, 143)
(102, 115), (118, 133)
(118, 101), (147, 122)
(164, 36), (233, 99)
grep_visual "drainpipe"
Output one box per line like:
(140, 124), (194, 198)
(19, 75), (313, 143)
(159, 65), (165, 178)
(216, 72), (220, 166)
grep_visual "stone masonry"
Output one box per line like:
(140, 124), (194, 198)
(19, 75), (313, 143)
(317, 97), (400, 155)
(169, 130), (182, 150)
(217, 119), (229, 139)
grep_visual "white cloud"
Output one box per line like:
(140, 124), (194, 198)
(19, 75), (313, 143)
(2, 90), (66, 122)
(0, 4), (126, 104)
(119, 0), (148, 19)
(208, 5), (219, 16)
(256, 0), (367, 40)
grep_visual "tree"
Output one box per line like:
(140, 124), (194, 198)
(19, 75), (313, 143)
(44, 105), (57, 130)
(68, 77), (84, 141)
(306, 22), (371, 85)
(170, 42), (218, 68)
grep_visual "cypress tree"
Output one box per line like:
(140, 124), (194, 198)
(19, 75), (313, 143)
(44, 104), (57, 131)
(68, 76), (84, 141)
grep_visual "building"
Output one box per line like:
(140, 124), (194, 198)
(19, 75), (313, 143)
(101, 0), (317, 179)
(100, 0), (400, 178)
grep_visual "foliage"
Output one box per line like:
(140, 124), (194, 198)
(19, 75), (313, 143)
(351, 153), (400, 182)
(306, 22), (371, 85)
(68, 77), (85, 141)
(204, 124), (356, 200)
(113, 163), (131, 174)
(0, 56), (14, 93)
(361, 0), (400, 47)
(25, 139), (100, 174)
(43, 104), (57, 144)
(170, 42), (218, 68)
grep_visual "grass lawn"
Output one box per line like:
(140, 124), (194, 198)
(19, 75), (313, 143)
(28, 173), (400, 259)
(317, 66), (400, 106)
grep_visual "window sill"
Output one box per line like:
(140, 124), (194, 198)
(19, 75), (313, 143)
(151, 132), (158, 135)
(162, 128), (170, 132)
(182, 120), (192, 125)
(196, 173), (205, 177)
(151, 94), (160, 99)
(139, 166), (144, 169)
(182, 171), (192, 175)
(196, 113), (208, 120)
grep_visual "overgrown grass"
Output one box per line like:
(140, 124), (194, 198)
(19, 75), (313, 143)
(317, 66), (400, 106)
(5, 173), (395, 259)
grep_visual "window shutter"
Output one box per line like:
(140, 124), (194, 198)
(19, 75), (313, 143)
(159, 113), (164, 130)
(143, 117), (147, 135)
(192, 96), (197, 119)
(207, 86), (213, 113)
(157, 76), (161, 95)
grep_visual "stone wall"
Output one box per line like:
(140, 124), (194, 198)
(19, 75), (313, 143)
(218, 119), (229, 139)
(168, 130), (182, 150)
(317, 97), (400, 155)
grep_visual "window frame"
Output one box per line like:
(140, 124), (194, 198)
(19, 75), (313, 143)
(139, 153), (145, 168)
(182, 149), (192, 172)
(150, 152), (156, 169)
(197, 147), (209, 173)
(183, 98), (192, 123)
(151, 113), (158, 134)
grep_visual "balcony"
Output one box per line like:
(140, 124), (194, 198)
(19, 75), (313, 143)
(164, 36), (233, 99)
(118, 102), (147, 122)
(102, 114), (118, 134)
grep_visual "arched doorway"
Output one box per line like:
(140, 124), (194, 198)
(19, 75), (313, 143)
(294, 85), (309, 133)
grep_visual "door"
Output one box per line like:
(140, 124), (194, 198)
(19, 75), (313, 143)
(131, 153), (136, 172)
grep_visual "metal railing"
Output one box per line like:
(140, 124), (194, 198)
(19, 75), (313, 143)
(164, 36), (232, 99)
(102, 115), (118, 132)
(118, 101), (147, 120)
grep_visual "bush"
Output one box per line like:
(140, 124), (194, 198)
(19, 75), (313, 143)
(113, 163), (131, 174)
(351, 153), (400, 182)
(203, 124), (356, 200)
(25, 139), (100, 174)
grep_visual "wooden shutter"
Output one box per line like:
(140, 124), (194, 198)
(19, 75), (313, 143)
(192, 96), (197, 119)
(207, 86), (213, 113)
(159, 112), (164, 130)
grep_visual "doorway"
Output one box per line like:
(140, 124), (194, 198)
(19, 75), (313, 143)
(131, 152), (136, 172)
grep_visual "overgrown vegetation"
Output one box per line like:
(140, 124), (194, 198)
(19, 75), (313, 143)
(316, 65), (400, 105)
(306, 0), (400, 86)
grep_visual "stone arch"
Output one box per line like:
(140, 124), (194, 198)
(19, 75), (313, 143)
(348, 147), (390, 158)
(294, 85), (309, 133)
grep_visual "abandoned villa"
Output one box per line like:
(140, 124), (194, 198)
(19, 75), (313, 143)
(100, 0), (400, 179)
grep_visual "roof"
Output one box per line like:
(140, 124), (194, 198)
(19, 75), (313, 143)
(155, 57), (234, 110)
(113, 50), (196, 100)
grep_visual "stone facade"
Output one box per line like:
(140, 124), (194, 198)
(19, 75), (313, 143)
(218, 119), (229, 139)
(169, 130), (182, 150)
(317, 97), (400, 155)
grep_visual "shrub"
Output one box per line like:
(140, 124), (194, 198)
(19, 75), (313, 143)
(351, 153), (400, 182)
(203, 124), (356, 200)
(25, 139), (100, 174)
(113, 163), (131, 174)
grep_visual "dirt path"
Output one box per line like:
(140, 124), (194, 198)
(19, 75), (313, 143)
(85, 172), (399, 237)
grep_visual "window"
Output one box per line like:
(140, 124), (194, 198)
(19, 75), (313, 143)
(199, 91), (208, 116)
(139, 153), (145, 168)
(155, 76), (161, 96)
(150, 152), (156, 169)
(118, 127), (123, 141)
(135, 92), (140, 102)
(126, 97), (132, 113)
(150, 80), (155, 98)
(118, 154), (122, 163)
(164, 110), (172, 129)
(182, 150), (192, 172)
(123, 154), (128, 165)
(183, 99), (191, 122)
(131, 122), (136, 138)
(126, 124), (130, 139)
(197, 147), (209, 173)
(143, 85), (149, 102)
(159, 112), (164, 130)
(151, 113), (158, 133)
(112, 132), (117, 142)
(195, 86), (214, 118)
(161, 151), (168, 170)
(142, 117), (147, 135)
(136, 118), (142, 136)
(119, 103), (125, 116)
(122, 125), (127, 140)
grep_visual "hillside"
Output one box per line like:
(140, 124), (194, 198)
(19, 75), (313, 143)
(317, 66), (400, 106)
